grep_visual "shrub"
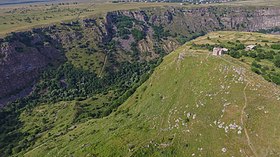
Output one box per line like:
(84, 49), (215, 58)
(271, 44), (280, 50)
(252, 61), (262, 69)
(177, 35), (188, 45)
(117, 28), (130, 38)
(15, 47), (24, 53)
(234, 43), (245, 50)
(274, 55), (280, 68)
(270, 73), (280, 85)
(229, 50), (242, 58)
(0, 53), (5, 59)
(131, 29), (145, 41)
(152, 25), (168, 41)
(115, 16), (133, 29)
(257, 52), (265, 59)
(249, 52), (257, 58)
(251, 67), (261, 74)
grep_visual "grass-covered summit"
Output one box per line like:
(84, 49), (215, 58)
(17, 31), (280, 157)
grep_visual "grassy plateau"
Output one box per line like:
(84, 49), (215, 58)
(1, 0), (280, 37)
(0, 2), (179, 37)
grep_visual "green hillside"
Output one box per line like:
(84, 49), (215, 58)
(15, 31), (280, 157)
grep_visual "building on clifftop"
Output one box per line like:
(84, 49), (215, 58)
(212, 47), (228, 56)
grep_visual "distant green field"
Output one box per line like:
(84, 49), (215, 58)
(14, 31), (280, 157)
(224, 0), (280, 6)
(1, 0), (280, 37)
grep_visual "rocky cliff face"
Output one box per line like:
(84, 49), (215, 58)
(0, 32), (65, 106)
(114, 6), (280, 33)
(1, 6), (280, 106)
(105, 6), (280, 56)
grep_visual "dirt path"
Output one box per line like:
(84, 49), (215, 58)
(241, 83), (259, 157)
(219, 56), (258, 156)
(23, 143), (46, 156)
(98, 55), (107, 77)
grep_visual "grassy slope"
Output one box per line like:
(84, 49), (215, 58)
(20, 31), (280, 157)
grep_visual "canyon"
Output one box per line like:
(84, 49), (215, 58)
(1, 6), (280, 106)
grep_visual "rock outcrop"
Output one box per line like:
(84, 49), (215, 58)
(0, 32), (65, 106)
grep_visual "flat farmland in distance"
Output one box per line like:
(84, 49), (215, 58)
(1, 0), (280, 37)
(0, 2), (180, 37)
(223, 0), (280, 7)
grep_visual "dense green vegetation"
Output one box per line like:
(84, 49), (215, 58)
(115, 16), (134, 39)
(0, 57), (161, 156)
(0, 13), (172, 155)
(113, 15), (147, 42)
(152, 25), (170, 41)
(176, 32), (206, 44)
(131, 29), (145, 41)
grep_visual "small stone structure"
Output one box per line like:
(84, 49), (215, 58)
(245, 45), (256, 51)
(178, 52), (186, 61)
(212, 47), (228, 56)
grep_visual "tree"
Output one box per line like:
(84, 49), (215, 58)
(257, 52), (265, 59)
(249, 52), (257, 58)
(251, 67), (261, 74)
(234, 43), (245, 50)
(252, 60), (262, 69)
(131, 29), (145, 41)
(274, 55), (280, 68)
(271, 44), (280, 50)
(229, 50), (241, 58)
